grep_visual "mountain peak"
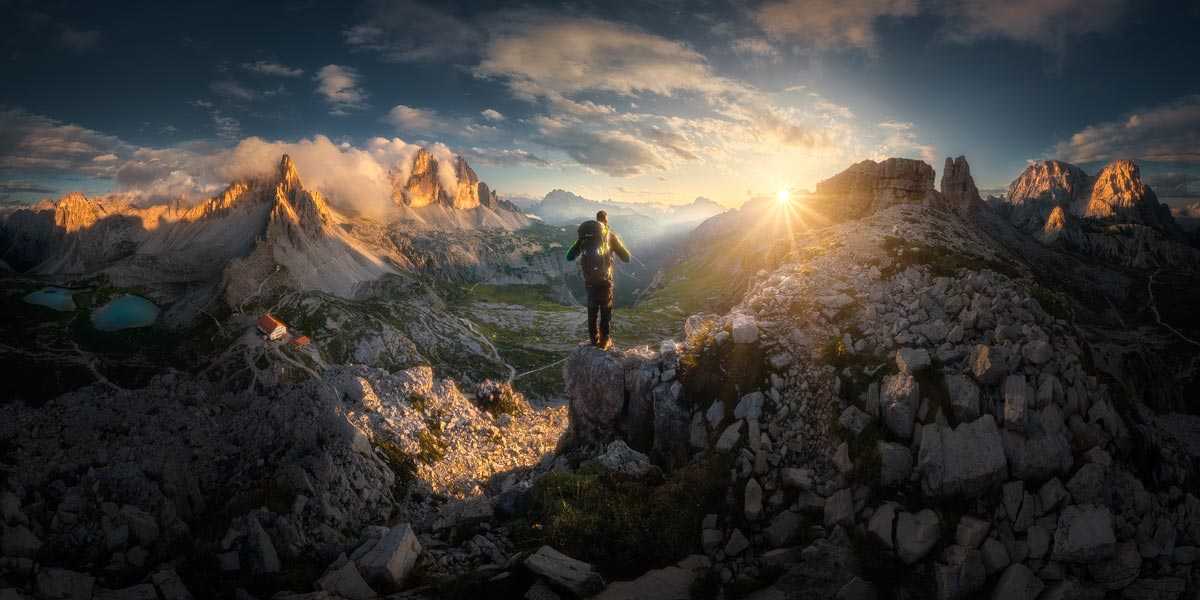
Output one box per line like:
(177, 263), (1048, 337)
(54, 192), (104, 232)
(278, 154), (301, 189)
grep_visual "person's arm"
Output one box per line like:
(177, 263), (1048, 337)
(565, 239), (581, 261)
(609, 232), (631, 263)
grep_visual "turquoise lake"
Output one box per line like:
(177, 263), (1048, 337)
(23, 287), (77, 311)
(92, 294), (160, 331)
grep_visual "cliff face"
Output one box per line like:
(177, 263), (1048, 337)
(1084, 159), (1174, 229)
(810, 158), (939, 219)
(941, 155), (984, 217)
(392, 148), (494, 211)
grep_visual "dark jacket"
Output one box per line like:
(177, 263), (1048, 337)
(565, 224), (631, 282)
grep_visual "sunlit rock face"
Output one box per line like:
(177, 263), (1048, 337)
(52, 192), (105, 232)
(1039, 205), (1070, 244)
(392, 149), (486, 210)
(1085, 159), (1173, 228)
(1005, 160), (1092, 228)
(812, 158), (937, 219)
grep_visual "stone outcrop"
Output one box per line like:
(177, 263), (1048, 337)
(940, 155), (983, 217)
(810, 158), (940, 219)
(916, 415), (1008, 498)
(1084, 159), (1174, 229)
(1005, 159), (1092, 227)
(391, 148), (500, 211)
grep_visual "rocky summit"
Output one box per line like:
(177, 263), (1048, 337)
(1, 153), (1199, 600)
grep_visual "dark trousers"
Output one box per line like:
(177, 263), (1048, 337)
(586, 281), (614, 343)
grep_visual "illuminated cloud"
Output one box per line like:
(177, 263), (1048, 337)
(943, 0), (1129, 52)
(480, 109), (505, 122)
(315, 65), (368, 115)
(384, 105), (441, 133)
(753, 0), (918, 49)
(1054, 95), (1200, 164)
(0, 108), (131, 176)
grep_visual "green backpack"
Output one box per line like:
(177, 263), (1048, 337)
(577, 220), (611, 286)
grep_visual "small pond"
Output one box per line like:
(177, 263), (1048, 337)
(91, 294), (160, 331)
(23, 287), (77, 311)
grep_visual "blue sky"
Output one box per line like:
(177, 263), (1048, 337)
(2, 0), (1199, 207)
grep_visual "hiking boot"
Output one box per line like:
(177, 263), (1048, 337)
(598, 337), (613, 350)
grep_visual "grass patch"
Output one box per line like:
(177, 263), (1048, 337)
(1029, 284), (1071, 321)
(678, 321), (768, 425)
(880, 236), (1019, 280)
(511, 458), (728, 578)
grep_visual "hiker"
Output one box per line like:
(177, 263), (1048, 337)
(566, 210), (631, 349)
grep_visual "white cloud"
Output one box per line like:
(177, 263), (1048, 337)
(753, 0), (918, 49)
(733, 38), (780, 61)
(0, 108), (131, 176)
(315, 65), (368, 115)
(464, 147), (550, 167)
(943, 0), (1129, 52)
(480, 108), (505, 121)
(476, 17), (737, 102)
(384, 104), (441, 133)
(531, 115), (668, 177)
(241, 61), (304, 77)
(1053, 95), (1200, 164)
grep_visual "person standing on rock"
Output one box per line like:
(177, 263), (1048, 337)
(566, 210), (631, 350)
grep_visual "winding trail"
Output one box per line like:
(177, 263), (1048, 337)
(1147, 268), (1200, 348)
(457, 316), (517, 381)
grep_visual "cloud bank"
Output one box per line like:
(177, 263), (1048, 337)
(1054, 95), (1200, 164)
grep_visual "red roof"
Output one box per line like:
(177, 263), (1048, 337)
(257, 314), (285, 331)
(290, 336), (311, 346)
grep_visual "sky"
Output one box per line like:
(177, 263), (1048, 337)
(2, 0), (1199, 210)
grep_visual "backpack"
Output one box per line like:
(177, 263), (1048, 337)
(577, 220), (611, 286)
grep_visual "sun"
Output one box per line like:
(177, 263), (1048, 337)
(776, 189), (790, 204)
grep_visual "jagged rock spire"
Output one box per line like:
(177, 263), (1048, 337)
(278, 154), (301, 190)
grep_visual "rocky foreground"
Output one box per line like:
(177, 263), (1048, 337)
(2, 155), (1199, 599)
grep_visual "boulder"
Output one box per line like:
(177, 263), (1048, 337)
(715, 421), (742, 453)
(765, 510), (803, 548)
(593, 440), (657, 478)
(838, 406), (872, 437)
(1022, 340), (1051, 365)
(896, 348), (931, 374)
(744, 478), (764, 521)
(1088, 541), (1140, 589)
(318, 559), (376, 600)
(867, 503), (898, 551)
(824, 488), (855, 529)
(1065, 463), (1106, 505)
(731, 314), (759, 344)
(955, 516), (990, 548)
(1002, 375), (1030, 432)
(980, 538), (1010, 574)
(592, 556), (707, 600)
(896, 509), (940, 564)
(1051, 505), (1115, 563)
(36, 569), (94, 600)
(916, 415), (1008, 499)
(356, 523), (421, 590)
(1003, 430), (1073, 480)
(95, 585), (157, 600)
(735, 392), (765, 420)
(1120, 577), (1186, 600)
(970, 345), (1009, 385)
(1037, 478), (1069, 514)
(991, 563), (1043, 600)
(526, 546), (605, 597)
(944, 374), (980, 423)
(881, 373), (919, 439)
(564, 347), (626, 447)
(244, 515), (281, 574)
(877, 441), (912, 488)
(725, 529), (751, 556)
(149, 570), (192, 600)
(934, 546), (986, 600)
